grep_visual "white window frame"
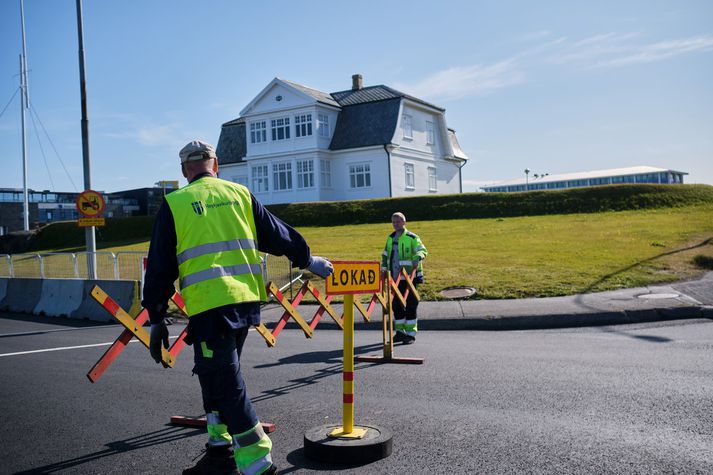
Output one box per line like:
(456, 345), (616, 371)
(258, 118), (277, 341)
(251, 164), (269, 192)
(270, 117), (291, 141)
(317, 113), (330, 138)
(296, 159), (314, 189)
(320, 159), (332, 188)
(349, 162), (372, 189)
(405, 163), (415, 189)
(428, 167), (437, 192)
(295, 113), (313, 137)
(250, 120), (267, 144)
(272, 161), (293, 191)
(426, 121), (435, 145)
(402, 114), (413, 140)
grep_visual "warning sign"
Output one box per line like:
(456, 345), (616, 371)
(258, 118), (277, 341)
(326, 261), (381, 296)
(78, 217), (106, 227)
(76, 190), (106, 217)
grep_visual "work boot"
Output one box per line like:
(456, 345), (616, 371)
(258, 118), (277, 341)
(182, 445), (238, 475)
(402, 334), (416, 345)
(261, 465), (279, 474)
(393, 332), (407, 344)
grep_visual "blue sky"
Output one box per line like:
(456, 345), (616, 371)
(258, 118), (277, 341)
(1, 0), (712, 193)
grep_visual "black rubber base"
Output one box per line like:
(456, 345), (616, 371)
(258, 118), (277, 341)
(304, 424), (392, 464)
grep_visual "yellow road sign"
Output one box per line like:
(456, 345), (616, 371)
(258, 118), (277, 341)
(78, 217), (105, 227)
(76, 189), (106, 217)
(326, 261), (381, 296)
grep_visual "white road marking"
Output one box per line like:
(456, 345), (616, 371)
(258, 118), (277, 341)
(0, 336), (179, 358)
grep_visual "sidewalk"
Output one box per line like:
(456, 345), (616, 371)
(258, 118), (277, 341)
(258, 271), (713, 331)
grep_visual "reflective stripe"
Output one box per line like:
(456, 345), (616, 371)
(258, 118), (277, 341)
(180, 263), (263, 289)
(414, 245), (425, 252)
(240, 455), (273, 475)
(382, 250), (388, 256)
(398, 260), (413, 266)
(177, 238), (257, 265)
(206, 412), (222, 426)
(233, 424), (266, 448)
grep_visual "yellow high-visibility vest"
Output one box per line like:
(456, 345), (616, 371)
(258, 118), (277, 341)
(166, 176), (266, 316)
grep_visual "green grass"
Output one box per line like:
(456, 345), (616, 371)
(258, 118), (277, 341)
(14, 204), (713, 301)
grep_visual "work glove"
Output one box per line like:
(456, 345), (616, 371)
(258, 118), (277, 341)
(307, 256), (334, 278)
(149, 319), (170, 365)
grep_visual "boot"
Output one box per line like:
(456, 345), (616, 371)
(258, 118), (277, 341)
(182, 445), (239, 475)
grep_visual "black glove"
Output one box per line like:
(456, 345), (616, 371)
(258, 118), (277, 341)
(149, 319), (169, 364)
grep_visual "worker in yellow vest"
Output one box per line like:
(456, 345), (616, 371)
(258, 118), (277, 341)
(143, 140), (333, 475)
(381, 212), (427, 344)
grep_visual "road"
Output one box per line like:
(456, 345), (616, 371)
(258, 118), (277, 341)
(1, 312), (712, 474)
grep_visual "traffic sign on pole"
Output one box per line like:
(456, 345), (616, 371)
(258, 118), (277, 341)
(76, 189), (105, 217)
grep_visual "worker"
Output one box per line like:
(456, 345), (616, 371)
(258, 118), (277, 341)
(380, 212), (427, 344)
(142, 140), (333, 475)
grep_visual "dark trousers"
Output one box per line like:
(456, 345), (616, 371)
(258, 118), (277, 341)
(192, 327), (258, 436)
(393, 280), (419, 320)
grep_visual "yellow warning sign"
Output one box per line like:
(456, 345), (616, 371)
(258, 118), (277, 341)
(326, 261), (381, 296)
(76, 190), (106, 217)
(78, 217), (106, 227)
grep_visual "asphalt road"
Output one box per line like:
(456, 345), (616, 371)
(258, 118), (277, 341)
(1, 313), (712, 474)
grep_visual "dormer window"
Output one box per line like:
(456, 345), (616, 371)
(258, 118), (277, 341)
(402, 114), (413, 140)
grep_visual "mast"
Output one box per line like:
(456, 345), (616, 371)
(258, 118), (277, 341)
(20, 0), (29, 231)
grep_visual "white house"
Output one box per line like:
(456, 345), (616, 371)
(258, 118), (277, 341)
(216, 74), (468, 204)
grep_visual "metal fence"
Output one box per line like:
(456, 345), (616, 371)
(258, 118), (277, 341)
(0, 251), (303, 292)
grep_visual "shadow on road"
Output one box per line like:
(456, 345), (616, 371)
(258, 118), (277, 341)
(282, 447), (375, 473)
(14, 425), (202, 474)
(251, 343), (383, 404)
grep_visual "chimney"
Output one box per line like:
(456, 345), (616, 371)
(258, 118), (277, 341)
(352, 74), (363, 91)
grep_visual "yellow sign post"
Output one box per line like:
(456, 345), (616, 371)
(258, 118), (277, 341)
(325, 261), (380, 439)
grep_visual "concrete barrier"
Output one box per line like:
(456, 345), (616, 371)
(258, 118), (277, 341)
(0, 278), (7, 303)
(0, 278), (43, 313)
(71, 280), (140, 322)
(0, 277), (139, 322)
(34, 279), (86, 318)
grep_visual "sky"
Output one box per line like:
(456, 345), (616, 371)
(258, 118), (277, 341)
(1, 0), (712, 193)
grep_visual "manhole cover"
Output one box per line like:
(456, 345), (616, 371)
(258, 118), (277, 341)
(439, 286), (476, 299)
(637, 293), (680, 300)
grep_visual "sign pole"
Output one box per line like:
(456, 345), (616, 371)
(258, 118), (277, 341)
(342, 293), (354, 434)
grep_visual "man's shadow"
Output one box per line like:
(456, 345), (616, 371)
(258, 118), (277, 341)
(14, 425), (202, 474)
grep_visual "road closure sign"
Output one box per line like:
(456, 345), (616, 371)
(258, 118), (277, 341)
(326, 260), (381, 296)
(76, 190), (106, 217)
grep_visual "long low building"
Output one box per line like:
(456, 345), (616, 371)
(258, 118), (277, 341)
(481, 166), (688, 193)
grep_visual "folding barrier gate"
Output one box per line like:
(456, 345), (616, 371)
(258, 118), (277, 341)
(86, 268), (424, 430)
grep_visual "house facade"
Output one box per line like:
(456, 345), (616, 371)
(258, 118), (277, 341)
(216, 75), (468, 204)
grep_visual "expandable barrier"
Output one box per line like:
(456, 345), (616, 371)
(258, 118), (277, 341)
(87, 267), (423, 382)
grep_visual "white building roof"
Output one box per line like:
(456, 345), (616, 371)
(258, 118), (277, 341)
(483, 166), (688, 188)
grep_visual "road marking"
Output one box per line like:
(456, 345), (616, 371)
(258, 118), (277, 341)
(0, 336), (179, 358)
(0, 325), (118, 338)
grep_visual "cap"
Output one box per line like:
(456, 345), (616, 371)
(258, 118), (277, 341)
(179, 140), (217, 163)
(392, 212), (406, 221)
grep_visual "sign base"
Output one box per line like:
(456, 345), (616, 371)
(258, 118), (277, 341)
(355, 355), (425, 365)
(304, 423), (392, 464)
(328, 426), (368, 439)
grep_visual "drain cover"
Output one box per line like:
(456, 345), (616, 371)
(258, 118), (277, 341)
(637, 293), (680, 300)
(439, 286), (476, 299)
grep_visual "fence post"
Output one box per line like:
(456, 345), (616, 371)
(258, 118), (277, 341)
(7, 255), (13, 278)
(37, 254), (45, 279)
(72, 253), (79, 278)
(112, 252), (119, 280)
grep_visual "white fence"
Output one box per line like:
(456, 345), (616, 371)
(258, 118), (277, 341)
(0, 251), (303, 292)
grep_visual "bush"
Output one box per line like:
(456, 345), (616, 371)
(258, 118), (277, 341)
(693, 254), (713, 270)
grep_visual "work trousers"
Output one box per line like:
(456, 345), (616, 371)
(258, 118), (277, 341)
(393, 280), (419, 320)
(192, 327), (258, 436)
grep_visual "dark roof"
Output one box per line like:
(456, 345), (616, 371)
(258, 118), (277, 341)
(331, 85), (445, 112)
(216, 118), (246, 164)
(280, 78), (340, 107)
(329, 98), (402, 150)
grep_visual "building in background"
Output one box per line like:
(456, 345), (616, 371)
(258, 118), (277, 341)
(216, 74), (468, 204)
(0, 183), (176, 235)
(481, 166), (688, 193)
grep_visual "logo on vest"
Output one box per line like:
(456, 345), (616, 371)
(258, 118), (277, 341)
(191, 201), (205, 216)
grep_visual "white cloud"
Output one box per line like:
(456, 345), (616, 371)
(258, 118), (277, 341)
(394, 59), (526, 102)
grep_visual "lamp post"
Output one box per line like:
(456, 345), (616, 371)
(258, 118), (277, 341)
(524, 168), (530, 191)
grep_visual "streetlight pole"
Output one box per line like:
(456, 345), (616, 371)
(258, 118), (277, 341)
(76, 0), (96, 279)
(524, 168), (530, 191)
(19, 0), (30, 231)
